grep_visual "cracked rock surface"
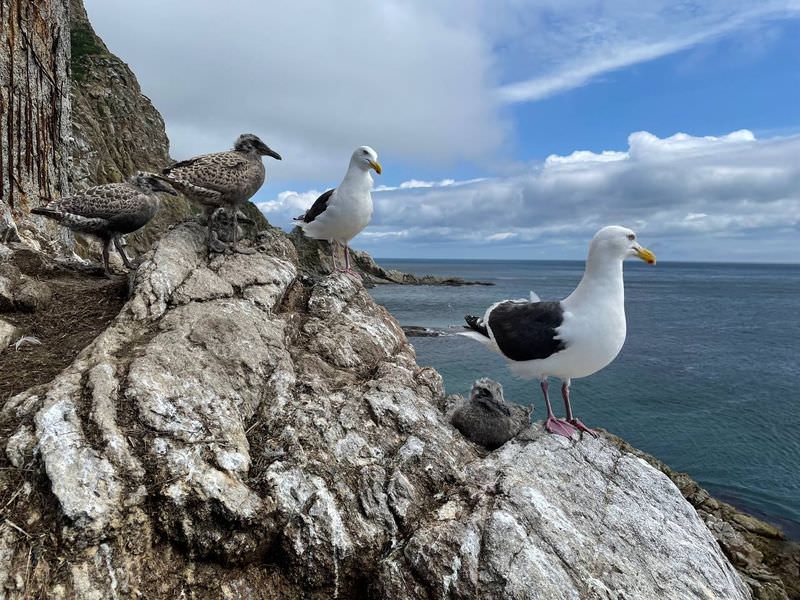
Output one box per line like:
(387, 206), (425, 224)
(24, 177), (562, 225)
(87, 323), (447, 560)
(0, 223), (751, 599)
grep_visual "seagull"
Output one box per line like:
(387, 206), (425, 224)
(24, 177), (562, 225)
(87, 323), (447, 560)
(158, 133), (281, 253)
(461, 226), (656, 439)
(31, 172), (177, 277)
(293, 146), (382, 277)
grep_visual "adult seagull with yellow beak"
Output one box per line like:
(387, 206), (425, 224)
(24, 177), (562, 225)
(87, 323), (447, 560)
(294, 146), (382, 278)
(461, 226), (657, 439)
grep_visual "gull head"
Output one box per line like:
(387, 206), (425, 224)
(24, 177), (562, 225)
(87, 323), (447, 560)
(234, 133), (282, 160)
(590, 225), (656, 265)
(132, 172), (178, 196)
(351, 146), (382, 175)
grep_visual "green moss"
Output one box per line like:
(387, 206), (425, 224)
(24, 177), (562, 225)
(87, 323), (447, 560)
(70, 25), (104, 81)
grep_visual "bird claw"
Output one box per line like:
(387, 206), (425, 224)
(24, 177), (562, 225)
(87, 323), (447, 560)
(568, 418), (598, 438)
(231, 244), (257, 255)
(207, 239), (230, 254)
(333, 267), (362, 281)
(544, 416), (576, 439)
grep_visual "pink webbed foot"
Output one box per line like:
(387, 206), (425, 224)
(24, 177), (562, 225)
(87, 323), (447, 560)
(545, 416), (576, 439)
(335, 267), (361, 281)
(568, 418), (598, 438)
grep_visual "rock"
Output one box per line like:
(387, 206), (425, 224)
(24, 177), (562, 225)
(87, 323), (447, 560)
(0, 223), (754, 599)
(0, 276), (14, 312)
(0, 0), (71, 240)
(14, 280), (53, 312)
(605, 433), (799, 600)
(402, 325), (448, 337)
(0, 318), (20, 349)
(68, 0), (171, 190)
(450, 378), (532, 450)
(288, 228), (493, 287)
(67, 0), (197, 263)
(378, 427), (750, 600)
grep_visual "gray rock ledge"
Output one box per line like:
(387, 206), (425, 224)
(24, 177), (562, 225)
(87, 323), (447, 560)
(0, 223), (752, 599)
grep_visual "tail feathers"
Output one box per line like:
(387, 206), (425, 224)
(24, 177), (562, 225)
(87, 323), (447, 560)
(31, 207), (64, 222)
(464, 315), (489, 338)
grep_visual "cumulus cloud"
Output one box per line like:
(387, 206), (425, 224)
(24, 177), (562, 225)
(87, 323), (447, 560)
(83, 0), (504, 183)
(266, 130), (800, 261)
(83, 0), (798, 185)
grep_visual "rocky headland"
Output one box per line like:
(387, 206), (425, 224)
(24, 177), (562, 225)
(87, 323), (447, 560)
(1, 223), (796, 599)
(0, 1), (797, 598)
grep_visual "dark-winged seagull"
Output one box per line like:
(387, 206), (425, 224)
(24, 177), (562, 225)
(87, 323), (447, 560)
(461, 225), (656, 439)
(32, 172), (177, 277)
(293, 146), (381, 277)
(158, 133), (281, 253)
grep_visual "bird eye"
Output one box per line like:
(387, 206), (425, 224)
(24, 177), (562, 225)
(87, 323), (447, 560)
(363, 149), (369, 154)
(627, 234), (635, 241)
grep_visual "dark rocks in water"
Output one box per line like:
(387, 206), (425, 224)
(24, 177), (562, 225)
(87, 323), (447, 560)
(450, 378), (532, 450)
(288, 227), (494, 286)
(402, 325), (447, 337)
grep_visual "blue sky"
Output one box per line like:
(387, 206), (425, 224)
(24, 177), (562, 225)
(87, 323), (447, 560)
(85, 1), (800, 262)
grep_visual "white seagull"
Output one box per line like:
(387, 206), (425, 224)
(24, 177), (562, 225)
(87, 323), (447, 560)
(294, 146), (382, 277)
(461, 226), (656, 438)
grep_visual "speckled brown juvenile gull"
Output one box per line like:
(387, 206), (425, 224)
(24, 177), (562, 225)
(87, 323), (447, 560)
(159, 133), (281, 253)
(32, 172), (177, 276)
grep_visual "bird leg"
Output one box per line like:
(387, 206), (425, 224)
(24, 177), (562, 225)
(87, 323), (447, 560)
(330, 240), (339, 272)
(229, 206), (256, 254)
(343, 244), (361, 280)
(207, 207), (229, 253)
(541, 379), (575, 438)
(562, 381), (598, 438)
(101, 239), (113, 278)
(114, 235), (140, 270)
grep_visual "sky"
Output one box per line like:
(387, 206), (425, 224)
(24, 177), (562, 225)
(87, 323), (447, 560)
(84, 1), (800, 262)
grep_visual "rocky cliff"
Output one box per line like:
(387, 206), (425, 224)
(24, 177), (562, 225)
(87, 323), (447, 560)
(0, 223), (766, 599)
(0, 0), (71, 244)
(68, 0), (169, 189)
(66, 0), (196, 261)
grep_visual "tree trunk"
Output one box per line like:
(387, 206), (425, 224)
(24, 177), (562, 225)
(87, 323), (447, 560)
(0, 0), (70, 243)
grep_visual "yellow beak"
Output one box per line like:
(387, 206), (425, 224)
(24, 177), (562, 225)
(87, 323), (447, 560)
(635, 245), (657, 265)
(369, 160), (382, 175)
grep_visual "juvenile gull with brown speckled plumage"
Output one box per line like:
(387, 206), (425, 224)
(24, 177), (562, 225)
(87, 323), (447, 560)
(32, 172), (178, 276)
(158, 133), (281, 253)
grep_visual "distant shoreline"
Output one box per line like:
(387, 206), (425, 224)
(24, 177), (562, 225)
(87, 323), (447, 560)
(373, 257), (800, 267)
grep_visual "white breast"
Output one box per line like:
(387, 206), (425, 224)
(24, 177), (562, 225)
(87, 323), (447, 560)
(300, 172), (373, 243)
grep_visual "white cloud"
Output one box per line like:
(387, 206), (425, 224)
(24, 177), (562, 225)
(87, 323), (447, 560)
(266, 130), (800, 261)
(83, 0), (504, 182)
(494, 2), (800, 104)
(374, 178), (485, 193)
(487, 232), (517, 241)
(83, 0), (800, 186)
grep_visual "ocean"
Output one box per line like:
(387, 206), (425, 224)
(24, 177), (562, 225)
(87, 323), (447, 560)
(368, 259), (800, 539)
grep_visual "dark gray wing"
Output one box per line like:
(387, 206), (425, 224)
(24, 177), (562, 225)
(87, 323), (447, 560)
(295, 189), (334, 223)
(487, 301), (566, 361)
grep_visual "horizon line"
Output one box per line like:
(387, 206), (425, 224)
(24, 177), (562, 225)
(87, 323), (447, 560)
(370, 257), (800, 266)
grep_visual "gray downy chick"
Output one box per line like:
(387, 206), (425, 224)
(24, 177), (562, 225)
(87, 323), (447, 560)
(450, 378), (532, 450)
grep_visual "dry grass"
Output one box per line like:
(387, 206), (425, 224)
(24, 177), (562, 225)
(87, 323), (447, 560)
(0, 251), (127, 402)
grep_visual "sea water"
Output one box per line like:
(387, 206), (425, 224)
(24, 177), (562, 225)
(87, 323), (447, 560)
(368, 259), (800, 538)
